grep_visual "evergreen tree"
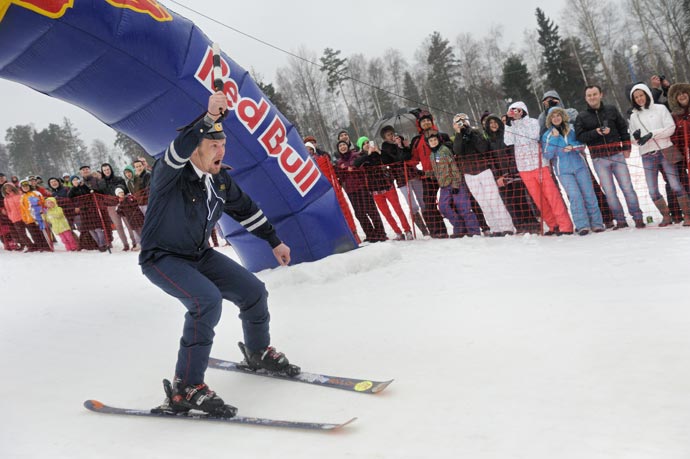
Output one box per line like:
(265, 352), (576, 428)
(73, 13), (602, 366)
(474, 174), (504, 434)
(501, 54), (538, 114)
(535, 8), (565, 96)
(319, 48), (349, 95)
(559, 37), (600, 111)
(114, 131), (147, 162)
(61, 118), (89, 171)
(402, 71), (422, 107)
(33, 123), (68, 178)
(5, 125), (36, 179)
(425, 31), (461, 126)
(0, 143), (9, 174)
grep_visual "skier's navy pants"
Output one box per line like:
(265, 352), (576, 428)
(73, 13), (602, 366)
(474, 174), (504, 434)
(142, 249), (270, 385)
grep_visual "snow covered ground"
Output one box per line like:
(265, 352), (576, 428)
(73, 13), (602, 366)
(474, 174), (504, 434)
(2, 227), (690, 458)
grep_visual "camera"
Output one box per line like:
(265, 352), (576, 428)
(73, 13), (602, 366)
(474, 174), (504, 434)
(601, 120), (608, 129)
(659, 74), (666, 81)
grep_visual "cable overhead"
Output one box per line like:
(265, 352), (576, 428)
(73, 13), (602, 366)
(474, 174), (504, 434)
(165, 0), (545, 123)
(163, 0), (476, 117)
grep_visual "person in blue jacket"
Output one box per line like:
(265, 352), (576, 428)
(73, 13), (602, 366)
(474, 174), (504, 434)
(542, 107), (604, 236)
(139, 91), (297, 418)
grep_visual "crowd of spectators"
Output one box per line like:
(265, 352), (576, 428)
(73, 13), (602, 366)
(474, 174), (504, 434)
(3, 75), (690, 253)
(305, 76), (690, 241)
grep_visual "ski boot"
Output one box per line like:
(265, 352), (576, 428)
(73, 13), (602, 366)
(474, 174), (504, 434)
(238, 342), (301, 377)
(151, 378), (237, 418)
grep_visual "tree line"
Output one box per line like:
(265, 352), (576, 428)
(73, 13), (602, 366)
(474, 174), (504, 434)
(264, 1), (690, 150)
(0, 118), (148, 180)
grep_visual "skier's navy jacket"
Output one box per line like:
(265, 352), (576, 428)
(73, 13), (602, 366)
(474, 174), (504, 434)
(138, 116), (281, 265)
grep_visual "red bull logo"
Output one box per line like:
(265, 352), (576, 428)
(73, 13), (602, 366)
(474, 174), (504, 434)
(1, 0), (171, 22)
(195, 46), (320, 197)
(0, 0), (74, 21)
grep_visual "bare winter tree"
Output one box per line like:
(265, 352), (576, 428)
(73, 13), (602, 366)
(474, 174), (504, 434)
(568, 0), (625, 110)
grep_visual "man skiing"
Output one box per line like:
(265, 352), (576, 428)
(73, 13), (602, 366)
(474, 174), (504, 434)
(139, 91), (298, 418)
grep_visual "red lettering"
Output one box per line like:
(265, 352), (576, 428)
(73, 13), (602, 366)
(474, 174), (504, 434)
(294, 158), (314, 183)
(299, 168), (320, 193)
(259, 118), (286, 156)
(279, 146), (304, 174)
(196, 49), (214, 83)
(237, 98), (269, 133)
(224, 80), (239, 108)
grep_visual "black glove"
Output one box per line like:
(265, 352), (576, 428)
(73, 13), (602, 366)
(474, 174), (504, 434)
(451, 188), (460, 194)
(505, 117), (512, 127)
(632, 129), (641, 141)
(638, 132), (653, 146)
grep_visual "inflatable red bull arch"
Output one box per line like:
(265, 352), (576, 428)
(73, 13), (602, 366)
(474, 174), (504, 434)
(0, 0), (357, 271)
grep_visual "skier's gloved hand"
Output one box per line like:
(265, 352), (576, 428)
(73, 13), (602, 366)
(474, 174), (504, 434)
(632, 129), (642, 141)
(451, 188), (460, 194)
(638, 132), (653, 146)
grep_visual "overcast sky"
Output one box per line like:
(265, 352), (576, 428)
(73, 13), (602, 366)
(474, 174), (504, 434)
(0, 0), (565, 149)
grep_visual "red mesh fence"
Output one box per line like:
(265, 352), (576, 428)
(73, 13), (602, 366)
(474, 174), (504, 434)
(2, 124), (690, 253)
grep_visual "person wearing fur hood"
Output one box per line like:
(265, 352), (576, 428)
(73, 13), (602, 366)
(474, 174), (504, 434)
(629, 83), (690, 226)
(667, 83), (690, 198)
(542, 107), (604, 235)
(504, 101), (573, 235)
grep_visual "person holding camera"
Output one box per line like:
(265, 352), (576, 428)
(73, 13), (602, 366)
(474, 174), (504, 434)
(629, 83), (690, 226)
(575, 85), (645, 229)
(504, 101), (573, 235)
(650, 74), (671, 108)
(354, 136), (412, 241)
(425, 130), (480, 238)
(537, 90), (614, 229)
(452, 113), (515, 236)
(379, 125), (429, 237)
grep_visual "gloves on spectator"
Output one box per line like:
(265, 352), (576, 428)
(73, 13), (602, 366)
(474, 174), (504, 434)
(504, 117), (512, 127)
(632, 129), (641, 141)
(638, 132), (653, 146)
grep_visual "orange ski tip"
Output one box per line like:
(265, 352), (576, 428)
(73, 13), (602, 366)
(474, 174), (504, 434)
(90, 400), (104, 409)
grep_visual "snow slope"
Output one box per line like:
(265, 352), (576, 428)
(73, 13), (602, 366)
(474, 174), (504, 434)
(2, 228), (690, 458)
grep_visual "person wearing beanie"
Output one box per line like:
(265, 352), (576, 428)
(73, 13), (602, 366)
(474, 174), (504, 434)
(425, 130), (480, 238)
(409, 110), (450, 238)
(302, 137), (332, 161)
(334, 137), (386, 242)
(44, 197), (78, 251)
(629, 83), (690, 226)
(139, 91), (296, 418)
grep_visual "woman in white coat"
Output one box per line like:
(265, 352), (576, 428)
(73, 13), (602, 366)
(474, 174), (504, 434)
(629, 83), (690, 226)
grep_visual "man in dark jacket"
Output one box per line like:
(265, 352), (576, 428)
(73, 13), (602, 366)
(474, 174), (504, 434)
(575, 85), (645, 229)
(139, 91), (296, 418)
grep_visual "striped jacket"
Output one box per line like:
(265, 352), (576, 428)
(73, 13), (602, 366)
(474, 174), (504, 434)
(138, 115), (281, 264)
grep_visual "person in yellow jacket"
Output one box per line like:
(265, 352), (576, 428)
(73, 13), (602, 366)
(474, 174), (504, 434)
(44, 197), (78, 251)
